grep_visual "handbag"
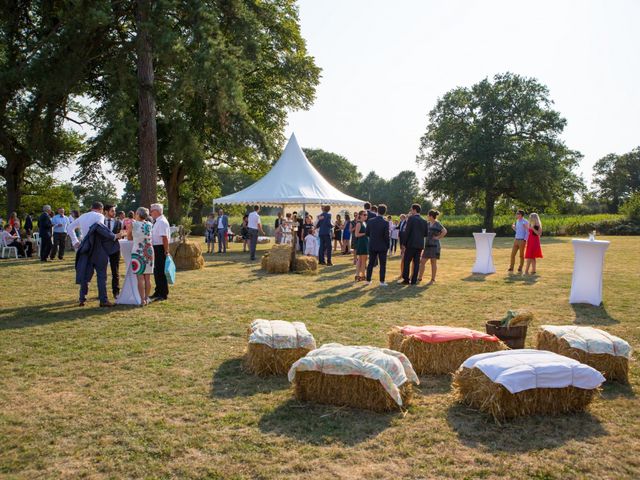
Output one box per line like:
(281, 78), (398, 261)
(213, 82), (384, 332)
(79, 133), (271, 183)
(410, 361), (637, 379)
(165, 254), (176, 285)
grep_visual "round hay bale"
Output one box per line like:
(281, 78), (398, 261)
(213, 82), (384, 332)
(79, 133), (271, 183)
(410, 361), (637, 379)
(171, 241), (204, 270)
(387, 327), (508, 375)
(294, 256), (318, 274)
(261, 253), (270, 271)
(453, 366), (598, 421)
(244, 343), (312, 376)
(293, 371), (413, 413)
(536, 329), (629, 384)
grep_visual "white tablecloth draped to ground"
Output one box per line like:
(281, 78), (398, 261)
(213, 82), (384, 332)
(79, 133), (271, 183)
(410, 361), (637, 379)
(116, 239), (141, 306)
(472, 232), (496, 274)
(569, 239), (610, 306)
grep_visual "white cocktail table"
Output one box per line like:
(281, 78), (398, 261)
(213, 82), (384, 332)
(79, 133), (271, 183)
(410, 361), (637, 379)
(472, 232), (496, 274)
(569, 239), (610, 306)
(116, 239), (142, 306)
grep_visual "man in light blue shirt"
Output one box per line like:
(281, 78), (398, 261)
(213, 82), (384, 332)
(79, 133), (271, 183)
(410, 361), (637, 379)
(509, 209), (529, 273)
(50, 208), (70, 260)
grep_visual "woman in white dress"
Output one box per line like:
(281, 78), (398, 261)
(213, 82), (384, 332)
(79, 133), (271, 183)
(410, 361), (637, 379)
(127, 207), (155, 306)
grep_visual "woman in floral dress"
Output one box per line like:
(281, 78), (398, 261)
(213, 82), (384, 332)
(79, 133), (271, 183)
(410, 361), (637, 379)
(127, 207), (155, 306)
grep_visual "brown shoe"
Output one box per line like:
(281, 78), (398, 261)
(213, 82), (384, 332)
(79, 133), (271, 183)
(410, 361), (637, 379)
(99, 301), (115, 308)
(79, 301), (86, 307)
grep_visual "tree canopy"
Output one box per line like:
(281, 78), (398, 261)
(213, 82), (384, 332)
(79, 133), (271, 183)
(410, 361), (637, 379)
(593, 147), (640, 213)
(417, 72), (584, 229)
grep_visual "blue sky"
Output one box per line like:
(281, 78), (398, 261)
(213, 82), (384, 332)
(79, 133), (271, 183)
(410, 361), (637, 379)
(284, 0), (640, 185)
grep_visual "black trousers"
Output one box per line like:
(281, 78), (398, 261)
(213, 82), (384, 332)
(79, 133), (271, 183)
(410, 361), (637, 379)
(39, 233), (52, 261)
(8, 240), (26, 257)
(403, 247), (422, 284)
(109, 251), (121, 296)
(50, 232), (66, 259)
(366, 250), (388, 283)
(152, 245), (169, 299)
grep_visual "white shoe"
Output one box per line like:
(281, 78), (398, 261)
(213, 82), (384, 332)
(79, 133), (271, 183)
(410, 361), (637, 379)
(366, 281), (372, 285)
(380, 282), (388, 287)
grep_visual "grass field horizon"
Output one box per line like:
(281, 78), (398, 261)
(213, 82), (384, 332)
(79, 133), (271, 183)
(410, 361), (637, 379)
(1, 236), (638, 479)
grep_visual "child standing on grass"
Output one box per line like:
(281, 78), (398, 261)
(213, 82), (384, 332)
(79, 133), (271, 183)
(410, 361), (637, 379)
(524, 213), (543, 275)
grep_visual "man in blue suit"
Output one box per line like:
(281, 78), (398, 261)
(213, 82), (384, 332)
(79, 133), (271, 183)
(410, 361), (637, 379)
(402, 203), (428, 285)
(75, 221), (120, 307)
(366, 204), (390, 286)
(38, 205), (53, 262)
(316, 205), (333, 266)
(216, 208), (229, 253)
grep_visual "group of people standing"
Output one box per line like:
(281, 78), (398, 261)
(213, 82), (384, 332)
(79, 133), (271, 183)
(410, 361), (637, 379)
(509, 209), (544, 275)
(204, 209), (230, 254)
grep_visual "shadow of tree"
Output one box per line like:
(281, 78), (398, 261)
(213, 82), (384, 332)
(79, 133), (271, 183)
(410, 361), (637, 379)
(461, 274), (491, 282)
(258, 398), (399, 445)
(503, 273), (539, 285)
(0, 300), (115, 330)
(571, 304), (620, 325)
(446, 403), (607, 452)
(600, 381), (635, 399)
(210, 357), (290, 399)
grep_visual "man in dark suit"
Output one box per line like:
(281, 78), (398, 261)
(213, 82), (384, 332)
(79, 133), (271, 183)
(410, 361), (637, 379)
(401, 204), (428, 285)
(75, 221), (119, 307)
(24, 213), (33, 235)
(104, 204), (123, 298)
(216, 208), (229, 253)
(366, 204), (390, 286)
(364, 201), (377, 221)
(316, 205), (333, 266)
(38, 205), (53, 262)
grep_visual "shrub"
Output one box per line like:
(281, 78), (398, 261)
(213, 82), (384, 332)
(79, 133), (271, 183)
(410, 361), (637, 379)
(620, 193), (640, 221)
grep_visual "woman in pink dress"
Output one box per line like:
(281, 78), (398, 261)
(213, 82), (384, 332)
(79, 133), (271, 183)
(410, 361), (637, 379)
(524, 213), (543, 275)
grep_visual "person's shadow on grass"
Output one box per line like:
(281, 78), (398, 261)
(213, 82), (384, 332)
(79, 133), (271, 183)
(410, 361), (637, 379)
(0, 300), (115, 330)
(210, 357), (290, 399)
(258, 399), (400, 445)
(571, 304), (620, 325)
(446, 404), (607, 452)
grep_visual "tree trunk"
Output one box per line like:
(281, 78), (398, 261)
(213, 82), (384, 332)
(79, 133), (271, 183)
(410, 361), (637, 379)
(165, 165), (185, 224)
(135, 0), (157, 208)
(483, 191), (495, 231)
(3, 158), (26, 217)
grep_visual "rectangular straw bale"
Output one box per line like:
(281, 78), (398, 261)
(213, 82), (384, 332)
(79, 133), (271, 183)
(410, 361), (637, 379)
(453, 367), (598, 422)
(244, 342), (311, 376)
(293, 371), (413, 412)
(387, 327), (508, 375)
(294, 255), (318, 273)
(536, 330), (629, 384)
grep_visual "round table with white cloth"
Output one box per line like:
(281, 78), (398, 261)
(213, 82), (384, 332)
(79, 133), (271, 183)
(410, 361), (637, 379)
(471, 232), (496, 274)
(569, 238), (610, 306)
(116, 239), (142, 306)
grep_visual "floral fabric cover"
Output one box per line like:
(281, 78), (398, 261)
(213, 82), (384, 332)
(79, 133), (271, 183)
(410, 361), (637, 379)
(400, 325), (499, 344)
(288, 343), (420, 406)
(541, 325), (632, 358)
(249, 319), (316, 350)
(462, 349), (605, 394)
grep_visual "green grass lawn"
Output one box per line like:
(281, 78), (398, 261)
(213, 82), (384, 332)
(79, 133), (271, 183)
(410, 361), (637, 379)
(1, 236), (639, 479)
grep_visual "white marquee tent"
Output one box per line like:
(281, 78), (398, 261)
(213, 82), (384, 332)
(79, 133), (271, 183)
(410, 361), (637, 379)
(212, 133), (365, 209)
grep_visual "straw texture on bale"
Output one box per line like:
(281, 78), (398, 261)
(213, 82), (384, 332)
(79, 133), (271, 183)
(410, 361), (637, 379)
(265, 244), (292, 273)
(536, 330), (629, 384)
(244, 342), (311, 376)
(293, 255), (318, 274)
(169, 241), (204, 270)
(453, 367), (598, 421)
(387, 327), (507, 375)
(260, 253), (270, 271)
(293, 371), (413, 412)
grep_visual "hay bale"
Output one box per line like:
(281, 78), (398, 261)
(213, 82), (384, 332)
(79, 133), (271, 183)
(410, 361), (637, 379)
(536, 328), (630, 384)
(294, 255), (318, 274)
(244, 320), (316, 376)
(453, 367), (598, 421)
(170, 241), (204, 270)
(387, 326), (508, 375)
(265, 244), (291, 274)
(294, 371), (413, 413)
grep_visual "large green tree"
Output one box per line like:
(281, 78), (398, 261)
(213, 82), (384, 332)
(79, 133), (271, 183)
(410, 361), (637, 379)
(304, 148), (362, 195)
(0, 1), (113, 217)
(592, 147), (640, 213)
(80, 0), (320, 223)
(417, 72), (584, 230)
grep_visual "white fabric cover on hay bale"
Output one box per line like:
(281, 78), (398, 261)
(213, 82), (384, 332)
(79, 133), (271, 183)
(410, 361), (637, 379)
(244, 320), (316, 376)
(288, 343), (419, 412)
(453, 349), (605, 421)
(388, 325), (507, 375)
(536, 325), (632, 383)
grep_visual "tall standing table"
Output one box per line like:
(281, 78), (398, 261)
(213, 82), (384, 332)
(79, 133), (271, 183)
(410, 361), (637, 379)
(472, 232), (496, 274)
(116, 239), (142, 306)
(569, 238), (610, 306)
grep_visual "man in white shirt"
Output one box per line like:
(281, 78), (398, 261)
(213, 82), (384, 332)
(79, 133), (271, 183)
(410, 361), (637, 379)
(67, 202), (106, 249)
(150, 203), (171, 301)
(50, 207), (70, 260)
(216, 208), (229, 253)
(247, 205), (264, 260)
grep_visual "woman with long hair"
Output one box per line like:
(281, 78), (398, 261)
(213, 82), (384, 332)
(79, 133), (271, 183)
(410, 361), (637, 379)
(341, 213), (351, 254)
(524, 213), (543, 275)
(354, 210), (369, 281)
(127, 207), (155, 306)
(333, 214), (343, 252)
